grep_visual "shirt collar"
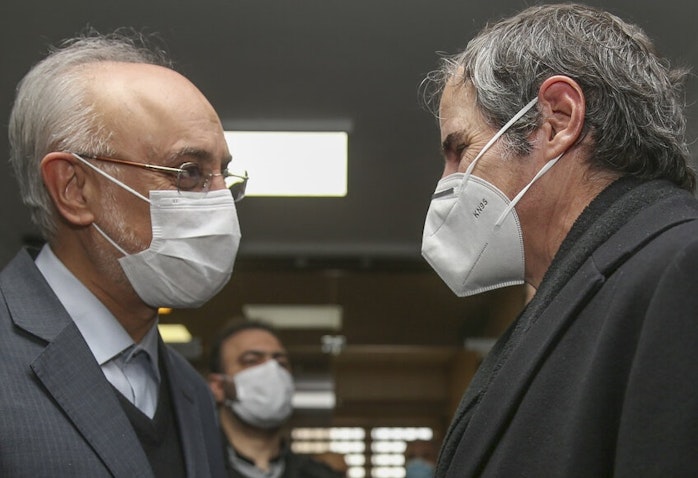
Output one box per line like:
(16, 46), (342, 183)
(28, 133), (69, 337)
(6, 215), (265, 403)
(34, 244), (160, 380)
(131, 321), (161, 380)
(227, 444), (286, 478)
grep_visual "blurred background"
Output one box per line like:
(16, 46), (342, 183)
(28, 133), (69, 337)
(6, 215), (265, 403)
(2, 1), (697, 476)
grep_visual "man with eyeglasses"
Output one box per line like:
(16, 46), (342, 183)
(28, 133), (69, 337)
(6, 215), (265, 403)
(0, 31), (246, 477)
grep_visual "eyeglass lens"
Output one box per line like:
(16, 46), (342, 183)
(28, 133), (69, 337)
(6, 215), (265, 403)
(176, 163), (202, 191)
(228, 177), (247, 202)
(176, 162), (247, 201)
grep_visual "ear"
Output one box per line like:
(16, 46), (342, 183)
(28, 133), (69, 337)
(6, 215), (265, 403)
(40, 152), (95, 227)
(536, 75), (585, 157)
(207, 373), (227, 404)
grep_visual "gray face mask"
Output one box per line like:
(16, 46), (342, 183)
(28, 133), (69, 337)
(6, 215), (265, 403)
(224, 360), (295, 429)
(74, 153), (241, 308)
(421, 98), (562, 297)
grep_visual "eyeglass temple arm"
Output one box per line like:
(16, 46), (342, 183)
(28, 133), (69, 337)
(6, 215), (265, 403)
(83, 154), (247, 179)
(230, 170), (249, 180)
(82, 155), (184, 174)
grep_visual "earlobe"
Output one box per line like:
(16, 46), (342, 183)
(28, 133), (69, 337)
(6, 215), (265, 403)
(40, 152), (95, 227)
(537, 75), (585, 155)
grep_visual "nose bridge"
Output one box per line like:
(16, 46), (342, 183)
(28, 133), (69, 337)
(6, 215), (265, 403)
(261, 352), (279, 363)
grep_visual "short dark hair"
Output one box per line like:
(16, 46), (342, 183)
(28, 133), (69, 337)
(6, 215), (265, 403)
(208, 320), (281, 374)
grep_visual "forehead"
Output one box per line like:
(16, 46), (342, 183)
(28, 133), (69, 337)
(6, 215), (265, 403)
(222, 329), (285, 358)
(84, 62), (229, 162)
(438, 80), (483, 140)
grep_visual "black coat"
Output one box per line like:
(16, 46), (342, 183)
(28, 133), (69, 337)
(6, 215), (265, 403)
(438, 179), (698, 477)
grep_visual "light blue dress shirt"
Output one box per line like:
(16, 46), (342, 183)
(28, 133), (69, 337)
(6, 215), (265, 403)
(35, 244), (160, 417)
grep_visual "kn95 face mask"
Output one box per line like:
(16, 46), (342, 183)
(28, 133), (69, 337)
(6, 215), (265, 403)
(421, 98), (562, 297)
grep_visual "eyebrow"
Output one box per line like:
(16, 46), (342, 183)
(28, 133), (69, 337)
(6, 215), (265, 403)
(240, 350), (289, 359)
(166, 147), (233, 164)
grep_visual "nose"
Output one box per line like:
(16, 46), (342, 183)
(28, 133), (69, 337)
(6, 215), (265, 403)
(441, 161), (459, 179)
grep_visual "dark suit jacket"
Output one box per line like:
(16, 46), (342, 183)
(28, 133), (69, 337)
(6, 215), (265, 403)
(0, 249), (226, 477)
(439, 182), (698, 477)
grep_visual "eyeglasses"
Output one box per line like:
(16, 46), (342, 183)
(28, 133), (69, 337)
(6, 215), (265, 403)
(75, 154), (249, 202)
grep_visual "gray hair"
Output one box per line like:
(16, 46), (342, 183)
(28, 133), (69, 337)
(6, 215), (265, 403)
(8, 29), (172, 240)
(423, 3), (695, 191)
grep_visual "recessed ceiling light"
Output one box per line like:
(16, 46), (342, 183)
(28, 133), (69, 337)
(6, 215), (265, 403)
(225, 131), (348, 197)
(243, 304), (342, 330)
(158, 323), (193, 343)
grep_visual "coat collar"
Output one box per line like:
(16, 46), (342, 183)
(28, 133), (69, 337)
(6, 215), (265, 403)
(2, 248), (72, 342)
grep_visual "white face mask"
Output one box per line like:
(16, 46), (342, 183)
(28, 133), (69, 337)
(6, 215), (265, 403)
(421, 98), (562, 297)
(74, 153), (241, 308)
(224, 360), (295, 429)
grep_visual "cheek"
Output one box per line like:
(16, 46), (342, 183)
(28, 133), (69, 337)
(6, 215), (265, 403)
(455, 151), (481, 175)
(489, 159), (534, 202)
(151, 176), (175, 192)
(222, 380), (237, 399)
(104, 190), (152, 252)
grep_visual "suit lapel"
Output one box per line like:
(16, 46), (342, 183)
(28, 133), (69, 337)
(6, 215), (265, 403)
(31, 324), (153, 477)
(445, 195), (698, 477)
(162, 344), (212, 478)
(2, 250), (153, 478)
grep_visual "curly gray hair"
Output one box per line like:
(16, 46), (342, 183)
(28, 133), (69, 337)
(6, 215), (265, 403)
(423, 3), (694, 191)
(8, 30), (172, 240)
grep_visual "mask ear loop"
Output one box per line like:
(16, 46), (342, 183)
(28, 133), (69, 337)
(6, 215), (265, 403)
(495, 152), (563, 227)
(458, 97), (539, 195)
(92, 223), (129, 256)
(71, 153), (149, 257)
(71, 153), (152, 204)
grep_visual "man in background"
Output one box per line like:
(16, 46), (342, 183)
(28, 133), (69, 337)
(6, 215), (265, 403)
(420, 3), (698, 476)
(404, 439), (436, 478)
(209, 321), (344, 478)
(0, 31), (246, 476)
